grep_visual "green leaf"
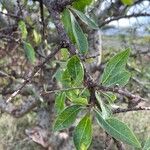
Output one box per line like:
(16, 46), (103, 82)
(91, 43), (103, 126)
(70, 11), (88, 54)
(73, 114), (92, 150)
(95, 92), (111, 119)
(23, 42), (36, 64)
(103, 70), (131, 87)
(95, 109), (141, 148)
(66, 90), (88, 105)
(70, 8), (98, 29)
(18, 20), (28, 40)
(60, 48), (70, 60)
(143, 137), (150, 150)
(53, 105), (82, 131)
(101, 49), (130, 86)
(62, 9), (75, 43)
(67, 55), (84, 86)
(55, 92), (66, 114)
(121, 0), (134, 5)
(72, 0), (92, 11)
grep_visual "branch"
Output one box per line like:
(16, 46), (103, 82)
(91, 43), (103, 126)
(100, 13), (150, 27)
(96, 84), (147, 104)
(113, 106), (150, 113)
(6, 46), (61, 103)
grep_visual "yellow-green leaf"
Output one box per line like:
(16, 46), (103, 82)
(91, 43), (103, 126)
(18, 20), (28, 40)
(121, 0), (134, 5)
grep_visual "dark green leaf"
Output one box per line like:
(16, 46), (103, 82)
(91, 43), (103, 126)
(62, 9), (75, 43)
(23, 42), (36, 64)
(67, 55), (84, 86)
(95, 109), (141, 148)
(103, 70), (131, 87)
(55, 92), (66, 114)
(73, 114), (92, 150)
(72, 0), (92, 11)
(70, 11), (88, 54)
(143, 137), (150, 150)
(53, 105), (82, 131)
(18, 20), (28, 40)
(70, 8), (98, 29)
(121, 0), (134, 5)
(101, 49), (130, 86)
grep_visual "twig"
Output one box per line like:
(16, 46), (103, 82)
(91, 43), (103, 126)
(113, 106), (150, 114)
(96, 85), (147, 103)
(6, 46), (61, 103)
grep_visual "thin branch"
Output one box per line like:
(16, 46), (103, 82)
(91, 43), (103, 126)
(100, 13), (150, 27)
(113, 106), (150, 113)
(6, 46), (61, 103)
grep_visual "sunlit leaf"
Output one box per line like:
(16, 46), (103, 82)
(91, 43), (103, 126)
(73, 114), (92, 150)
(33, 29), (41, 44)
(53, 105), (82, 131)
(95, 109), (141, 148)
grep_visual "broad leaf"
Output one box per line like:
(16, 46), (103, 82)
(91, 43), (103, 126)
(72, 0), (92, 11)
(95, 109), (141, 148)
(103, 70), (131, 87)
(62, 9), (75, 43)
(18, 20), (28, 40)
(71, 8), (98, 29)
(73, 114), (92, 150)
(70, 11), (88, 54)
(121, 0), (134, 5)
(23, 42), (36, 64)
(67, 55), (84, 86)
(101, 49), (130, 86)
(53, 105), (82, 131)
(55, 92), (66, 114)
(143, 137), (150, 150)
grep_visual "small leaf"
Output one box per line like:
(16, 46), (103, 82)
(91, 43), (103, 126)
(62, 9), (75, 43)
(95, 109), (141, 148)
(55, 92), (66, 114)
(121, 0), (134, 5)
(102, 92), (117, 103)
(66, 91), (88, 105)
(70, 11), (88, 54)
(73, 114), (92, 150)
(18, 20), (28, 40)
(70, 8), (98, 29)
(23, 42), (36, 64)
(53, 105), (82, 131)
(67, 55), (84, 86)
(143, 137), (150, 150)
(101, 49), (130, 86)
(60, 48), (70, 60)
(103, 70), (131, 87)
(33, 29), (41, 44)
(72, 0), (92, 11)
